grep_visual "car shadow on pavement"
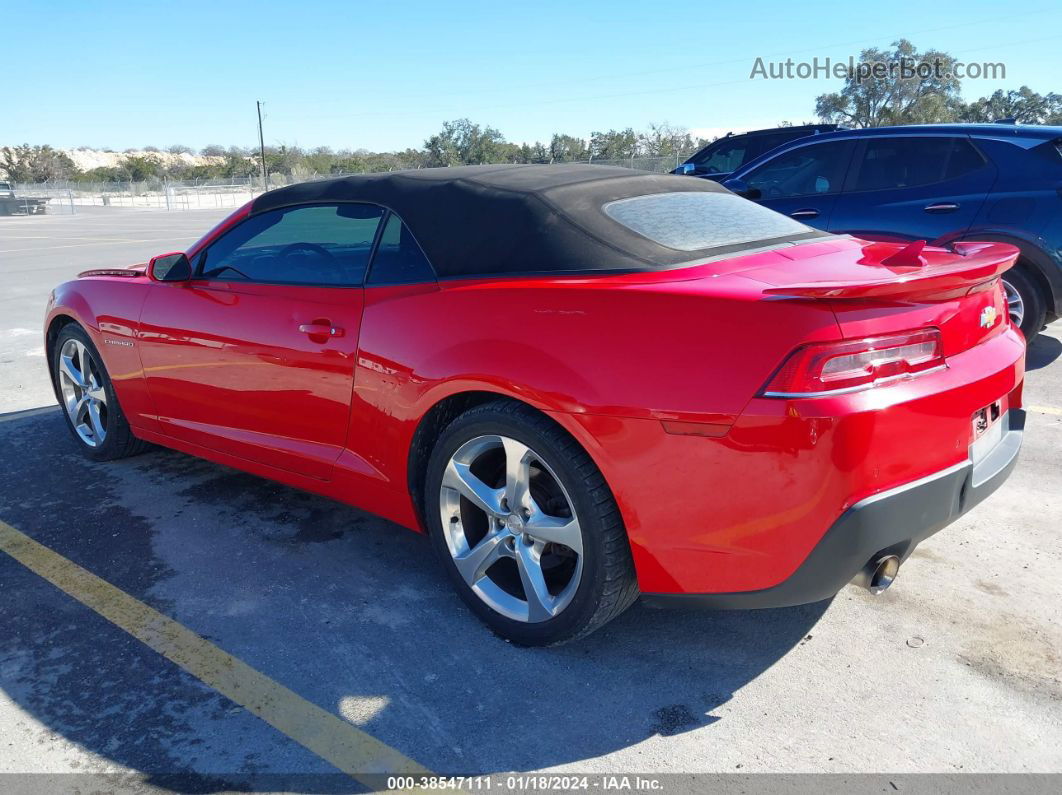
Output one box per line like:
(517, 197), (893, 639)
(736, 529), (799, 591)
(0, 407), (828, 790)
(1026, 333), (1062, 371)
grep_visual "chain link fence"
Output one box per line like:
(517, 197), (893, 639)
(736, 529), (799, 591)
(6, 152), (696, 215)
(8, 176), (276, 213)
(587, 153), (694, 172)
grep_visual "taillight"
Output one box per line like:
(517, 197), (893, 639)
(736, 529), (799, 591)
(762, 329), (945, 397)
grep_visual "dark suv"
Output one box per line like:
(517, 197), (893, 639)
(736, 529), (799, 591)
(675, 124), (841, 181)
(724, 124), (1062, 339)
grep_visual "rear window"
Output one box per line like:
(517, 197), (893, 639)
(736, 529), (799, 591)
(1032, 137), (1062, 165)
(603, 191), (811, 252)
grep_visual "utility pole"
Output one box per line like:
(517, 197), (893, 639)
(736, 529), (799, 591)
(257, 100), (268, 190)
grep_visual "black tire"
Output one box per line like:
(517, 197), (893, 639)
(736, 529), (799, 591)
(53, 324), (149, 461)
(1003, 266), (1046, 342)
(425, 400), (639, 646)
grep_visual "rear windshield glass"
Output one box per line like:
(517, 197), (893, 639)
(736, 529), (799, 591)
(603, 191), (811, 252)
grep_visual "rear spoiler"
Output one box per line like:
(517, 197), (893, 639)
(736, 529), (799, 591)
(761, 241), (1019, 301)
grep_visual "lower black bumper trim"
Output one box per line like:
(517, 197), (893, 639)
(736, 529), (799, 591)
(643, 409), (1025, 610)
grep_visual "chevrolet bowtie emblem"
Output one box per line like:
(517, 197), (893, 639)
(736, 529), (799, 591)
(980, 306), (999, 329)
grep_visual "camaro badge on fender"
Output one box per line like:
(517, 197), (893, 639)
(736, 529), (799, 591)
(980, 306), (998, 329)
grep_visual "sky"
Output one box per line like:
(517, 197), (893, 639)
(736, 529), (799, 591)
(5, 0), (1062, 152)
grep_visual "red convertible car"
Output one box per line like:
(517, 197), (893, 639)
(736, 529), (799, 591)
(45, 165), (1025, 645)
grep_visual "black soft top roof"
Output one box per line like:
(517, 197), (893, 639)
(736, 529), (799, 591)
(251, 164), (824, 278)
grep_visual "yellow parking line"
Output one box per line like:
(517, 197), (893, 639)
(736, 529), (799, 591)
(1028, 405), (1062, 416)
(0, 520), (431, 787)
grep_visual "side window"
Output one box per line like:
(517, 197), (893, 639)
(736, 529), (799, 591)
(744, 141), (852, 199)
(197, 203), (384, 286)
(851, 137), (986, 192)
(944, 139), (987, 180)
(752, 132), (797, 159)
(367, 214), (436, 285)
(691, 139), (747, 174)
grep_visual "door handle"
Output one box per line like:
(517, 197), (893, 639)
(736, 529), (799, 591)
(790, 209), (819, 219)
(298, 323), (344, 338)
(924, 202), (959, 213)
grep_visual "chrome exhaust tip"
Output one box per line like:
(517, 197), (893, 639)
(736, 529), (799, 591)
(853, 555), (900, 595)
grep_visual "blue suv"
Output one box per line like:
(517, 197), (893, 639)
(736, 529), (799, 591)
(723, 124), (1062, 339)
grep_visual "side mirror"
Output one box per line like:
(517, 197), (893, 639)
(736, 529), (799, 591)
(148, 252), (191, 282)
(674, 162), (697, 175)
(722, 178), (761, 200)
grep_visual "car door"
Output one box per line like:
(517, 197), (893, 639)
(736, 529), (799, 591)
(740, 139), (856, 229)
(137, 202), (385, 480)
(828, 135), (997, 243)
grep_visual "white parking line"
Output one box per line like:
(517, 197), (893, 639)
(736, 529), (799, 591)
(0, 237), (199, 254)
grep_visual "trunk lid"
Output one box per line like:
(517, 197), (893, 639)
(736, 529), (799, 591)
(733, 237), (1018, 356)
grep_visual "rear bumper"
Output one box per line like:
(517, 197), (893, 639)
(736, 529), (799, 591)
(643, 408), (1025, 609)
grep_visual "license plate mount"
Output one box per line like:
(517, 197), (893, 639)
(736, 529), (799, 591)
(970, 398), (1006, 464)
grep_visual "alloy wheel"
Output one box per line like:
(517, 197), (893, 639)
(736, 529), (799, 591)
(439, 434), (584, 623)
(1002, 278), (1025, 328)
(58, 338), (108, 447)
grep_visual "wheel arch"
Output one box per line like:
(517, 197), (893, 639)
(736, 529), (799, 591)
(1008, 253), (1055, 322)
(45, 313), (82, 402)
(954, 232), (1060, 318)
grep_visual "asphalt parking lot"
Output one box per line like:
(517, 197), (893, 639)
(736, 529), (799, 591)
(1, 208), (1061, 789)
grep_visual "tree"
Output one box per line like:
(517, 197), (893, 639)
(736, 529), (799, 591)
(638, 122), (699, 159)
(167, 144), (193, 155)
(301, 146), (341, 175)
(394, 148), (429, 170)
(959, 86), (1062, 124)
(0, 144), (78, 182)
(261, 144), (303, 176)
(815, 40), (962, 127)
(423, 119), (509, 166)
(547, 134), (589, 162)
(200, 144), (227, 157)
(79, 166), (124, 182)
(527, 142), (550, 163)
(120, 154), (164, 181)
(589, 128), (638, 160)
(223, 147), (257, 178)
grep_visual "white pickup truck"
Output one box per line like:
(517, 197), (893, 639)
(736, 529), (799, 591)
(0, 181), (48, 215)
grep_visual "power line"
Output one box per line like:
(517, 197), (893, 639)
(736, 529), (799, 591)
(283, 5), (1059, 111)
(301, 32), (1062, 123)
